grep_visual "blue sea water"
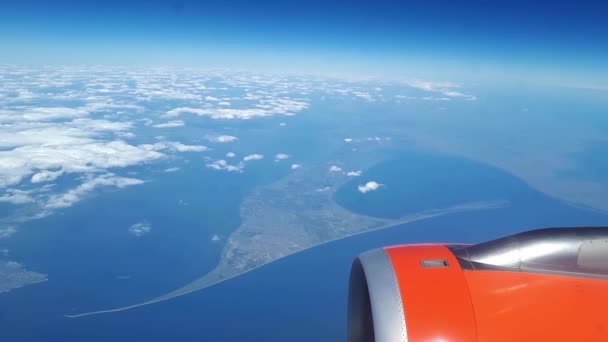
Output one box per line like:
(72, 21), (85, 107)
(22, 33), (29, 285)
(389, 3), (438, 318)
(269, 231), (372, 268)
(1, 151), (607, 341)
(334, 152), (538, 218)
(558, 140), (608, 183)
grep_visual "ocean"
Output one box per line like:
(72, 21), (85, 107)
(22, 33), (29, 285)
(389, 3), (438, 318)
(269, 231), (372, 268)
(1, 150), (607, 341)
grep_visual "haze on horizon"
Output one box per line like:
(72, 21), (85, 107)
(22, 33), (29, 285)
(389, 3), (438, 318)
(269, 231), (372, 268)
(0, 0), (607, 87)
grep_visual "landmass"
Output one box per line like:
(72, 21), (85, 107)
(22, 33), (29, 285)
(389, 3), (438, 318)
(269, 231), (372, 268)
(0, 260), (47, 294)
(66, 156), (509, 318)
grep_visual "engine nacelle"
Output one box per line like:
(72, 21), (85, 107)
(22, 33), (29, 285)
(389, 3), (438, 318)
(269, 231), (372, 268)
(348, 227), (608, 342)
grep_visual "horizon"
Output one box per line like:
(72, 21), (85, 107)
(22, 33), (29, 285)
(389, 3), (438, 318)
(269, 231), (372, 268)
(1, 0), (607, 87)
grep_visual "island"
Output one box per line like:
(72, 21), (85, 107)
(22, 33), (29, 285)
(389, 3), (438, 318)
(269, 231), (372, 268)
(0, 261), (47, 294)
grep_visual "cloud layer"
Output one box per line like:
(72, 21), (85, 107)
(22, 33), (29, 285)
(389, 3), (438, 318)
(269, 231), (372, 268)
(0, 65), (476, 232)
(166, 98), (309, 120)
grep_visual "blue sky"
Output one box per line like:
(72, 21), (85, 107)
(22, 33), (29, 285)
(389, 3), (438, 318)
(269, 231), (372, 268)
(1, 0), (607, 86)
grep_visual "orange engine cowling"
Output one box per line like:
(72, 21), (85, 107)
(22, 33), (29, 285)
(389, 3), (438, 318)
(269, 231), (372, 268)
(347, 227), (608, 342)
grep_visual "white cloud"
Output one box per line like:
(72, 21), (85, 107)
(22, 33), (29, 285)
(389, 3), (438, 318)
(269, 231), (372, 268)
(0, 120), (132, 149)
(31, 170), (63, 183)
(166, 98), (308, 120)
(169, 143), (208, 152)
(0, 141), (163, 189)
(441, 90), (477, 101)
(0, 226), (16, 240)
(395, 95), (417, 100)
(211, 234), (221, 242)
(72, 118), (133, 132)
(274, 153), (289, 161)
(164, 167), (180, 173)
(0, 189), (35, 204)
(152, 120), (184, 128)
(0, 107), (89, 122)
(316, 186), (331, 192)
(243, 154), (264, 161)
(406, 80), (476, 100)
(82, 101), (144, 113)
(358, 181), (383, 193)
(0, 66), (478, 227)
(0, 128), (91, 149)
(291, 164), (301, 170)
(129, 222), (151, 237)
(279, 122), (287, 126)
(120, 132), (136, 139)
(329, 165), (343, 172)
(347, 171), (362, 177)
(353, 91), (374, 101)
(206, 135), (239, 143)
(139, 141), (208, 152)
(206, 159), (243, 173)
(422, 96), (451, 101)
(0, 68), (325, 223)
(0, 97), (161, 195)
(407, 80), (460, 92)
(44, 174), (145, 209)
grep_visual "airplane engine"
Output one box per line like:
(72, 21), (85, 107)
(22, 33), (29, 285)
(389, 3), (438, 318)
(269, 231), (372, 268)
(347, 227), (608, 342)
